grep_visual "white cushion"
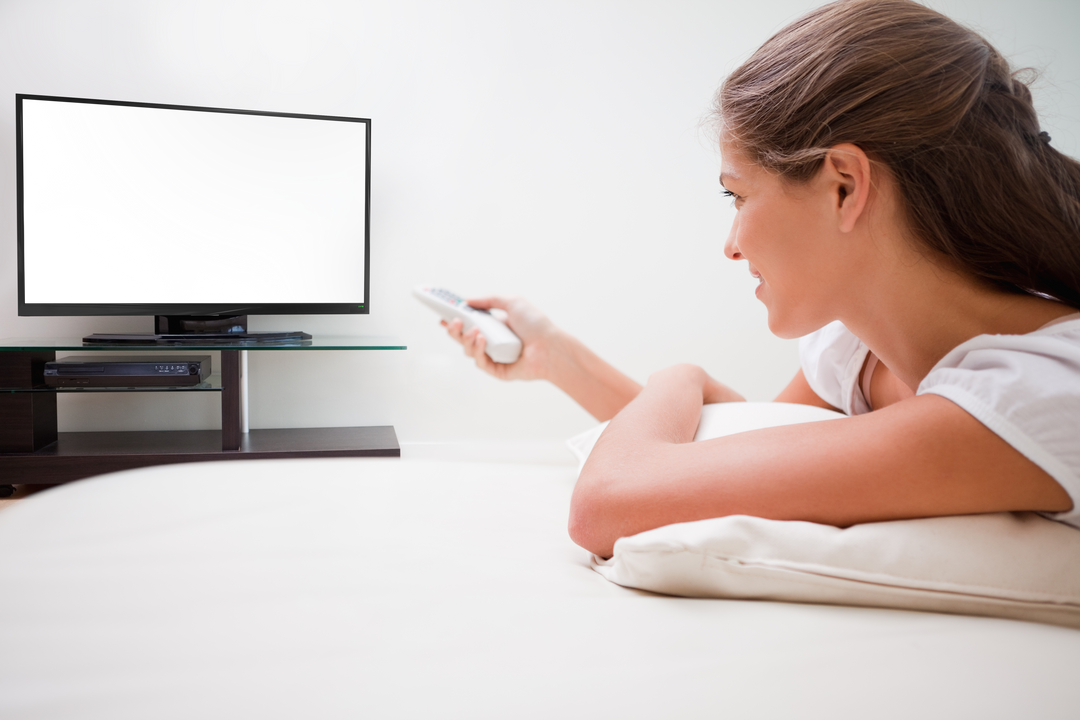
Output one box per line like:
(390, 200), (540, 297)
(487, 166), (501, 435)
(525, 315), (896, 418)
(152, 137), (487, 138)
(567, 401), (844, 471)
(572, 402), (1080, 628)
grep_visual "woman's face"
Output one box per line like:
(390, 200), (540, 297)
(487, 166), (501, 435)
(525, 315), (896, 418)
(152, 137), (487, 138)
(721, 142), (855, 339)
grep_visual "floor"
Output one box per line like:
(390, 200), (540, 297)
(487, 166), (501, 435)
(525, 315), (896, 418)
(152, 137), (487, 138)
(0, 484), (48, 511)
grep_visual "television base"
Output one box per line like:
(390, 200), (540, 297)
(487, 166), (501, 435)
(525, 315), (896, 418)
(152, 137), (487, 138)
(82, 314), (312, 345)
(83, 331), (312, 346)
(156, 314), (251, 335)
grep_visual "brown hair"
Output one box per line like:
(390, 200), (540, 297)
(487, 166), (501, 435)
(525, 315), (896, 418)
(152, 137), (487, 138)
(717, 0), (1080, 308)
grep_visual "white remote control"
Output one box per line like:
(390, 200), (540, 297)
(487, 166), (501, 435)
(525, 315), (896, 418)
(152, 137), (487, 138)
(413, 286), (523, 364)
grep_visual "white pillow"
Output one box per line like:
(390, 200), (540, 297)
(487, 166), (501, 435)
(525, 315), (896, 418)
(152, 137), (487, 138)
(567, 401), (844, 471)
(571, 402), (1080, 629)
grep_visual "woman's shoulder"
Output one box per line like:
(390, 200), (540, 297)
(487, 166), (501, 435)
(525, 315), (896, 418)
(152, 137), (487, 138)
(923, 312), (1080, 382)
(914, 313), (1080, 526)
(916, 315), (1080, 425)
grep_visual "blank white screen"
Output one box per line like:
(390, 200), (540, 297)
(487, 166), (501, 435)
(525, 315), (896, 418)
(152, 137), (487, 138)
(21, 99), (367, 306)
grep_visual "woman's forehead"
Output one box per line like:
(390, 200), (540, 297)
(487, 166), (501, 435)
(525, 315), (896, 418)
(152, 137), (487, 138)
(719, 151), (753, 185)
(719, 138), (753, 170)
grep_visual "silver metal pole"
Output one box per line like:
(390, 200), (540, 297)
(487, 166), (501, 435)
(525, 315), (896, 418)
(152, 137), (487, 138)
(240, 350), (249, 434)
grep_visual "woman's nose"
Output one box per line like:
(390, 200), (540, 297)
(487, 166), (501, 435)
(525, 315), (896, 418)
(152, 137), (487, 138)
(724, 214), (742, 260)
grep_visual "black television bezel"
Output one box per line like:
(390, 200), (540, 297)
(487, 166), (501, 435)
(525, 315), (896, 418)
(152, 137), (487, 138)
(16, 93), (371, 318)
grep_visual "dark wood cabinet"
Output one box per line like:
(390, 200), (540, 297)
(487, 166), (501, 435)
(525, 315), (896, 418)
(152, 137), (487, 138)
(0, 339), (404, 488)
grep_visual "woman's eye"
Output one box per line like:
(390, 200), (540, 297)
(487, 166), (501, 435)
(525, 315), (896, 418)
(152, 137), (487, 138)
(721, 189), (740, 207)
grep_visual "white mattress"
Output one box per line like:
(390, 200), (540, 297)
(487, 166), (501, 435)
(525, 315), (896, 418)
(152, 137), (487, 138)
(0, 457), (1078, 719)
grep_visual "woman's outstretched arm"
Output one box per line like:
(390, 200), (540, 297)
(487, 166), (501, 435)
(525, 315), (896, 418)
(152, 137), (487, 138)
(444, 296), (642, 421)
(569, 364), (1073, 557)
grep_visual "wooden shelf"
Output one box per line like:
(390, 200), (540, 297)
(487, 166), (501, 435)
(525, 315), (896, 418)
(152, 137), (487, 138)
(0, 426), (400, 484)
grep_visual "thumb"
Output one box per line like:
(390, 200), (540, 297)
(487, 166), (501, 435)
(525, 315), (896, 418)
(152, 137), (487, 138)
(465, 296), (509, 312)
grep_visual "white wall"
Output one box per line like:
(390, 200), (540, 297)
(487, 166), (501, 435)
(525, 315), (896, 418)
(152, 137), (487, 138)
(1, 0), (1077, 444)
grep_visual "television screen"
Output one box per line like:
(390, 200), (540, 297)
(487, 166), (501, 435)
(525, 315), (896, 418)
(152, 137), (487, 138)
(17, 95), (370, 317)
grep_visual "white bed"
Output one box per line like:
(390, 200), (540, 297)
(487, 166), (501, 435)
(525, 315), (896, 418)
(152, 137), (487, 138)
(0, 454), (1078, 719)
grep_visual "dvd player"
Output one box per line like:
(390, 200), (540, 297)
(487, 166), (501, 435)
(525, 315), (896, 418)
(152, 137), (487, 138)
(44, 356), (212, 388)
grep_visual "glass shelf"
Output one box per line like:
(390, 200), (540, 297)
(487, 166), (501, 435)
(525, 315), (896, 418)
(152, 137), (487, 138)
(0, 335), (406, 352)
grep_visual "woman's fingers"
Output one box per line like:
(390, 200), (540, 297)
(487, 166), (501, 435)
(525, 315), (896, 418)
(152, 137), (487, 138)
(445, 319), (483, 363)
(460, 325), (480, 356)
(440, 297), (536, 381)
(471, 333), (497, 372)
(455, 325), (501, 376)
(443, 318), (488, 364)
(443, 317), (464, 341)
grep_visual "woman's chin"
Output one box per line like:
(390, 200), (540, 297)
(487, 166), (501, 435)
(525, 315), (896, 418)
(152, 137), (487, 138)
(765, 306), (820, 340)
(766, 317), (801, 339)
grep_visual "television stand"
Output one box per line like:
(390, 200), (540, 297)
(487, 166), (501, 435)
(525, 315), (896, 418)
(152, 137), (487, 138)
(0, 335), (406, 489)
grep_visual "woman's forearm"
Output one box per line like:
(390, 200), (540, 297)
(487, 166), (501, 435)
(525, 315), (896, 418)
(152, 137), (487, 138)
(545, 331), (643, 422)
(580, 364), (746, 474)
(598, 364), (707, 443)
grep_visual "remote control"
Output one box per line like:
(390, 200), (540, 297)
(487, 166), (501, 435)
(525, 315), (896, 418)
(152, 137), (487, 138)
(413, 286), (523, 363)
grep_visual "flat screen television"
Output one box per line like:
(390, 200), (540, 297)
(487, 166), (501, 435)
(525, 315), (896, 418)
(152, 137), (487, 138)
(16, 94), (370, 343)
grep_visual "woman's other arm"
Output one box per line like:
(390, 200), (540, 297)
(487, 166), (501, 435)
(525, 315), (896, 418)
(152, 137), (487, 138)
(773, 368), (840, 410)
(569, 365), (1073, 557)
(444, 296), (642, 422)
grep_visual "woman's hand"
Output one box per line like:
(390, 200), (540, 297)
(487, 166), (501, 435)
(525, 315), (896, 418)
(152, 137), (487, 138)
(646, 364), (746, 406)
(442, 296), (557, 382)
(440, 295), (642, 421)
(571, 363), (745, 555)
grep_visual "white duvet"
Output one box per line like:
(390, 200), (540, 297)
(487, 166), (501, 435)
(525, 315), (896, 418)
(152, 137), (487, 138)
(0, 457), (1078, 719)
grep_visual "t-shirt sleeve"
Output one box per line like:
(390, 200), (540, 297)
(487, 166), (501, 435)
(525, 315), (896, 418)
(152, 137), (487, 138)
(918, 326), (1080, 528)
(799, 321), (868, 415)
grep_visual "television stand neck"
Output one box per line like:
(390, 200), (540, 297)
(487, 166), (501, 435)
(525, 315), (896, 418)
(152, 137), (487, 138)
(156, 314), (250, 335)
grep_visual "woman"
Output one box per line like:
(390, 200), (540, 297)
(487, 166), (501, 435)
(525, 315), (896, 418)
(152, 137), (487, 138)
(443, 0), (1080, 557)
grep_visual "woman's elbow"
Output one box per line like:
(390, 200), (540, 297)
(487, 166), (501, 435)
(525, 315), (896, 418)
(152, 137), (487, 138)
(568, 504), (616, 558)
(568, 470), (622, 557)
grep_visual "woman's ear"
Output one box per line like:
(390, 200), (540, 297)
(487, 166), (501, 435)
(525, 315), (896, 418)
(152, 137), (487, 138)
(823, 143), (872, 233)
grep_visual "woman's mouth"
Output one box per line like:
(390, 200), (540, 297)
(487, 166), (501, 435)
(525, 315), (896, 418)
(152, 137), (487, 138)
(749, 265), (764, 298)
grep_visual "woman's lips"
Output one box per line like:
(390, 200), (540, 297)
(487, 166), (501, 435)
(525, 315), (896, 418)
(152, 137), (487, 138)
(749, 265), (764, 298)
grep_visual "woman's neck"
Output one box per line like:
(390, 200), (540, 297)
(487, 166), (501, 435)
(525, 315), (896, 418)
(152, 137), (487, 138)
(838, 256), (1075, 392)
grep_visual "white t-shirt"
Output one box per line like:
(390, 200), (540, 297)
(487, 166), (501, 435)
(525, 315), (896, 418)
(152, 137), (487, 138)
(799, 316), (1080, 528)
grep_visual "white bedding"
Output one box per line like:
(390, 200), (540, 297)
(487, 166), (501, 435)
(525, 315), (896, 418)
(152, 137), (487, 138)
(1, 457), (1078, 719)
